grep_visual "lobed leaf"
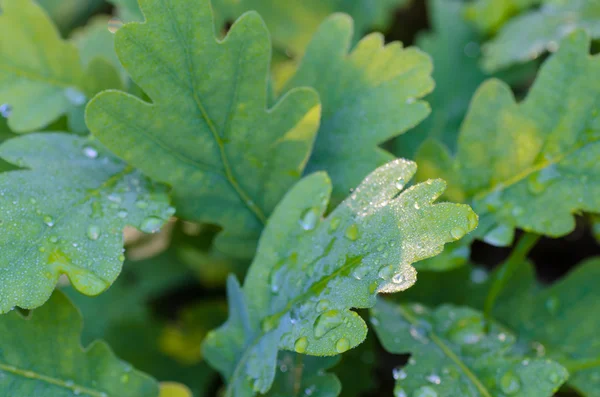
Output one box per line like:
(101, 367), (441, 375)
(203, 159), (478, 396)
(282, 14), (434, 203)
(371, 299), (568, 397)
(482, 0), (600, 71)
(0, 133), (173, 312)
(0, 291), (159, 397)
(0, 0), (121, 133)
(417, 31), (600, 245)
(86, 0), (321, 259)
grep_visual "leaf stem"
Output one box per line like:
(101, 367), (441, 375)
(484, 232), (540, 323)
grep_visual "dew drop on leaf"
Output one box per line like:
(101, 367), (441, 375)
(313, 310), (343, 338)
(378, 265), (394, 279)
(140, 217), (163, 234)
(299, 208), (319, 231)
(87, 225), (100, 241)
(294, 337), (308, 353)
(426, 373), (441, 385)
(393, 385), (407, 397)
(414, 386), (438, 397)
(344, 224), (359, 241)
(351, 265), (370, 280)
(499, 371), (521, 395)
(43, 215), (54, 227)
(316, 299), (330, 312)
(0, 103), (12, 118)
(117, 210), (128, 219)
(335, 337), (350, 353)
(82, 146), (98, 159)
(450, 227), (466, 240)
(329, 217), (341, 232)
(392, 367), (407, 380)
(395, 178), (405, 190)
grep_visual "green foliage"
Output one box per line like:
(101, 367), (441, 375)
(86, 0), (321, 259)
(482, 0), (600, 71)
(371, 299), (568, 396)
(203, 160), (477, 395)
(0, 291), (159, 396)
(283, 14), (434, 203)
(1, 0), (598, 396)
(417, 31), (600, 246)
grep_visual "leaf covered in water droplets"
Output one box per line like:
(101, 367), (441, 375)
(86, 0), (321, 259)
(371, 299), (568, 397)
(202, 159), (478, 396)
(0, 0), (122, 132)
(0, 133), (172, 312)
(282, 14), (434, 203)
(418, 31), (600, 246)
(0, 291), (159, 397)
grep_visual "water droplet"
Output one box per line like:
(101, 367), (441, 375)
(49, 236), (58, 243)
(392, 367), (407, 380)
(405, 97), (415, 104)
(369, 281), (378, 294)
(294, 337), (308, 353)
(117, 210), (128, 218)
(345, 224), (359, 241)
(450, 227), (465, 240)
(497, 333), (507, 342)
(43, 216), (54, 227)
(316, 299), (330, 312)
(351, 265), (370, 280)
(299, 208), (319, 231)
(335, 337), (350, 353)
(414, 202), (421, 210)
(447, 315), (484, 345)
(118, 254), (125, 262)
(314, 310), (343, 338)
(378, 265), (394, 279)
(528, 165), (560, 195)
(82, 146), (98, 159)
(0, 104), (12, 118)
(395, 178), (406, 190)
(140, 217), (163, 234)
(392, 273), (404, 284)
(500, 371), (521, 394)
(304, 385), (316, 396)
(531, 341), (546, 357)
(467, 212), (478, 230)
(545, 296), (559, 314)
(329, 217), (341, 232)
(64, 87), (87, 106)
(426, 373), (441, 385)
(108, 17), (123, 33)
(414, 386), (438, 397)
(409, 322), (430, 344)
(87, 225), (100, 241)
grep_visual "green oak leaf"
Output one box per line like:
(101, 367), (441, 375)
(371, 299), (568, 397)
(0, 133), (173, 312)
(394, 0), (487, 158)
(86, 0), (321, 259)
(266, 352), (340, 397)
(416, 31), (600, 246)
(464, 0), (542, 34)
(0, 291), (159, 397)
(488, 258), (600, 396)
(482, 0), (600, 71)
(282, 14), (434, 203)
(0, 0), (121, 133)
(203, 159), (478, 396)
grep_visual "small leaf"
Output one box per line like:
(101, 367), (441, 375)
(159, 382), (193, 397)
(482, 0), (600, 71)
(282, 14), (434, 202)
(371, 299), (568, 397)
(421, 31), (600, 245)
(0, 133), (172, 312)
(86, 0), (321, 259)
(0, 0), (121, 132)
(203, 159), (477, 396)
(0, 291), (159, 397)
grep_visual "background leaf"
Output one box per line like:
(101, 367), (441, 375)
(203, 159), (477, 396)
(0, 291), (159, 397)
(282, 14), (434, 202)
(371, 299), (568, 397)
(86, 0), (321, 259)
(0, 133), (172, 312)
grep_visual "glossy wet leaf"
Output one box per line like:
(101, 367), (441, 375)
(266, 352), (340, 397)
(419, 31), (600, 245)
(482, 0), (600, 71)
(0, 133), (172, 312)
(86, 0), (321, 259)
(282, 14), (434, 202)
(371, 300), (568, 397)
(395, 0), (487, 158)
(202, 159), (478, 396)
(0, 291), (159, 397)
(0, 0), (121, 132)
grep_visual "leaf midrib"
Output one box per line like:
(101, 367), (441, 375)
(161, 0), (267, 225)
(0, 362), (107, 397)
(397, 306), (493, 397)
